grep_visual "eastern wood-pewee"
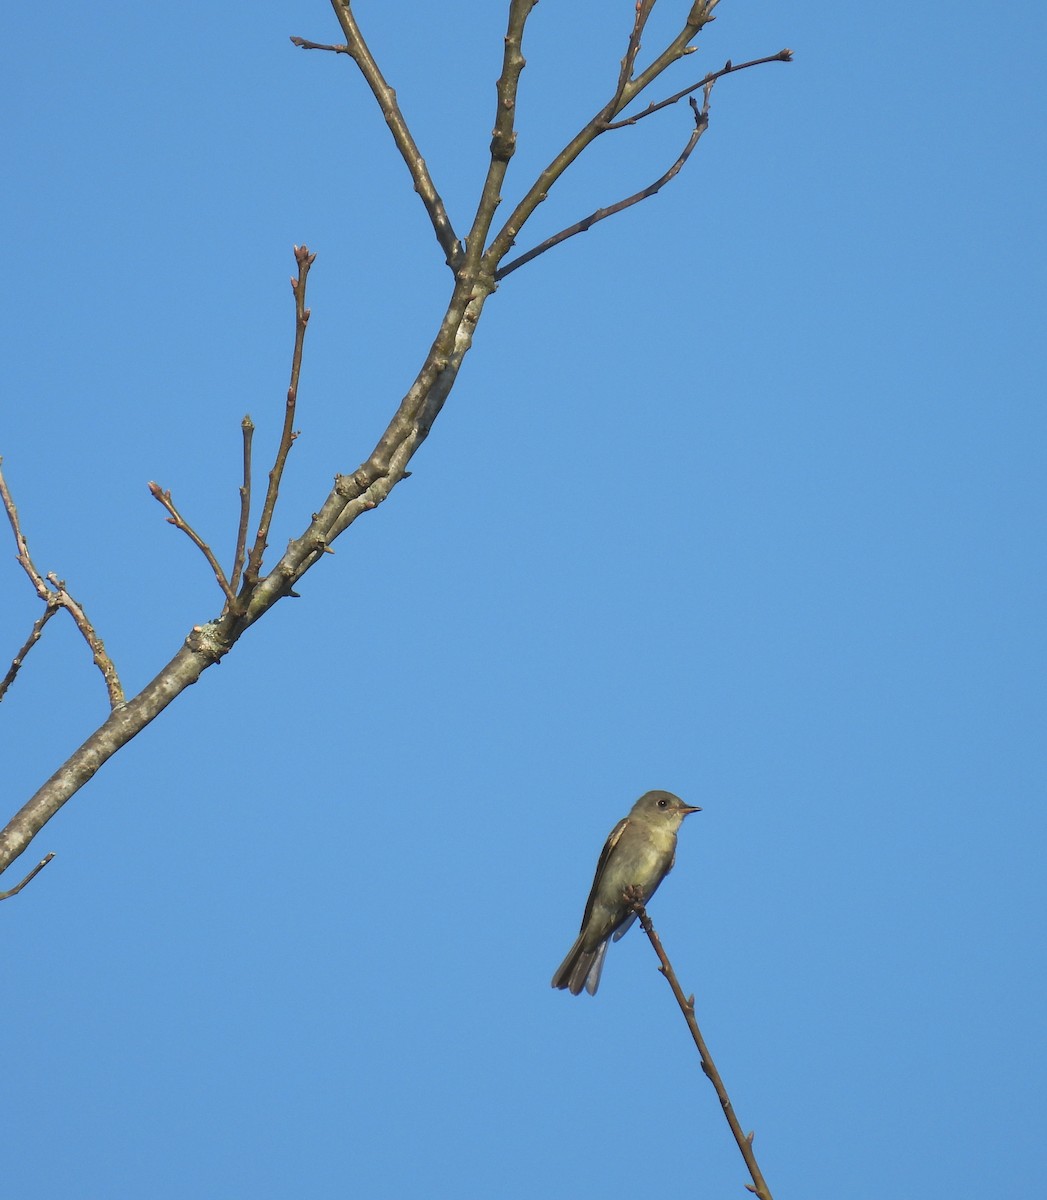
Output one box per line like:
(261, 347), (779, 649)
(551, 790), (700, 996)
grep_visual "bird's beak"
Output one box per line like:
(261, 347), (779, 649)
(681, 804), (702, 815)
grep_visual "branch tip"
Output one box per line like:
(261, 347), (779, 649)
(0, 851), (55, 901)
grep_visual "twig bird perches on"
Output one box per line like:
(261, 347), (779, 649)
(626, 896), (776, 1200)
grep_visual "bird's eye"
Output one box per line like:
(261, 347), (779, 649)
(657, 797), (668, 808)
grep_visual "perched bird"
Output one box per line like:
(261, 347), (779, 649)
(551, 790), (701, 996)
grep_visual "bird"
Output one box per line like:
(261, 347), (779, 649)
(551, 790), (700, 996)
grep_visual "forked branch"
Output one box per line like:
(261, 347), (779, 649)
(494, 44), (791, 281)
(608, 49), (793, 129)
(480, 0), (785, 274)
(0, 461), (124, 708)
(497, 94), (711, 280)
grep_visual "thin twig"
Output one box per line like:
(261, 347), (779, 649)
(230, 414), (254, 594)
(0, 852), (54, 900)
(243, 245), (314, 589)
(627, 891), (775, 1200)
(608, 49), (793, 129)
(0, 460), (124, 707)
(497, 95), (710, 281)
(485, 37), (788, 278)
(148, 482), (237, 603)
(0, 602), (59, 701)
(298, 3), (463, 268)
(289, 36), (348, 54)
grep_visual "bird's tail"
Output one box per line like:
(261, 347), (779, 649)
(551, 936), (609, 996)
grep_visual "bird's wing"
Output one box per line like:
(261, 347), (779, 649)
(611, 911), (637, 942)
(578, 816), (629, 932)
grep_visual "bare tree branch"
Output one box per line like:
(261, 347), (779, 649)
(627, 891), (775, 1200)
(296, 1), (464, 269)
(0, 461), (124, 708)
(496, 94), (711, 281)
(0, 852), (54, 901)
(481, 0), (721, 273)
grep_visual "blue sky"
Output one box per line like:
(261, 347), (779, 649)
(2, 2), (1044, 1197)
